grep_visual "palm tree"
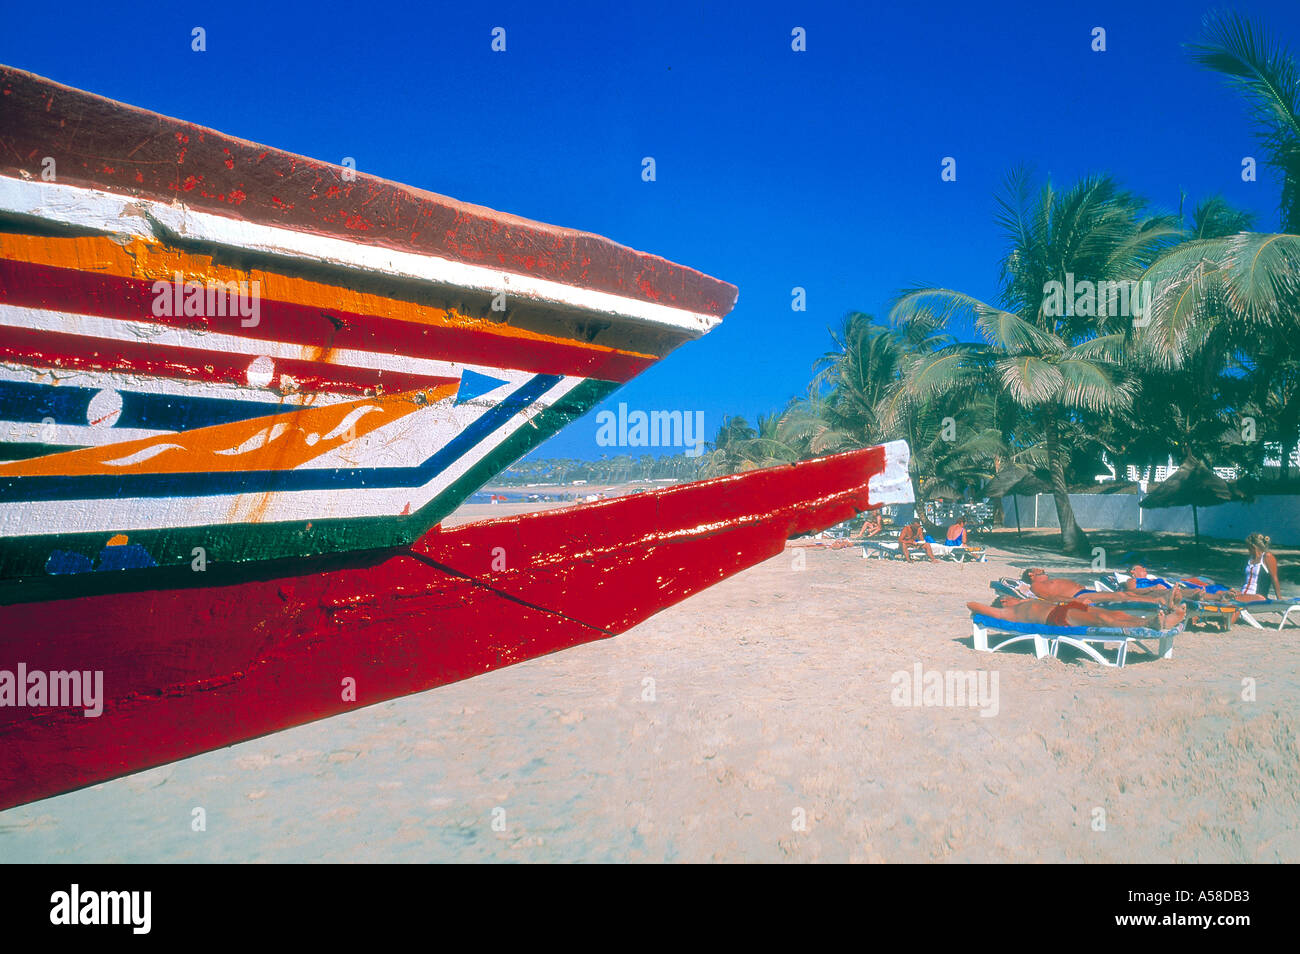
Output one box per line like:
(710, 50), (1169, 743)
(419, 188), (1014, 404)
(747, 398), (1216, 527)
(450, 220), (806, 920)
(1102, 196), (1258, 475)
(1136, 228), (1300, 473)
(890, 168), (1180, 553)
(811, 313), (911, 446)
(1133, 14), (1300, 481)
(697, 415), (757, 476)
(1188, 10), (1300, 232)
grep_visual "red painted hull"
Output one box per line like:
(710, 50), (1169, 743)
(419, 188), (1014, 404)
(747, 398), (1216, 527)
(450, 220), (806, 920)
(0, 445), (896, 811)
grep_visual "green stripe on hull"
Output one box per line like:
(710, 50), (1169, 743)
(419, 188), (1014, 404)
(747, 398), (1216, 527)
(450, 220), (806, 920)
(0, 379), (620, 604)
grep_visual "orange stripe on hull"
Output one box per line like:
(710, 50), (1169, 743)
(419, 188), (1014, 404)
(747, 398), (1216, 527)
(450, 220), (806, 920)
(0, 232), (659, 361)
(0, 386), (453, 477)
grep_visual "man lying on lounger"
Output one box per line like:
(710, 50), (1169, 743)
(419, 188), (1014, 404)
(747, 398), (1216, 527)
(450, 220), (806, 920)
(968, 595), (1186, 630)
(1021, 567), (1180, 606)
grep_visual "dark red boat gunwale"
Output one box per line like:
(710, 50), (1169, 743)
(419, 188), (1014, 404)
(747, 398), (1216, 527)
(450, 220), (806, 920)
(0, 66), (738, 319)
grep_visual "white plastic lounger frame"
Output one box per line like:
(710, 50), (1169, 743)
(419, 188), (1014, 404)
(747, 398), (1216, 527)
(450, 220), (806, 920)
(1048, 630), (1175, 668)
(1179, 594), (1300, 630)
(1229, 603), (1299, 631)
(971, 622), (1052, 660)
(971, 619), (1178, 669)
(861, 540), (900, 559)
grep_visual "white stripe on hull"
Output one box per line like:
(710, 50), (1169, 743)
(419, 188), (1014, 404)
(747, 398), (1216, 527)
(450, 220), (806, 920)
(0, 362), (352, 407)
(0, 375), (586, 537)
(0, 304), (540, 386)
(0, 175), (721, 336)
(0, 421), (170, 447)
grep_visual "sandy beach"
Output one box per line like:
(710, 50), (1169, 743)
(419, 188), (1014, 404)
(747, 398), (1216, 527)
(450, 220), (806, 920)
(2, 505), (1295, 863)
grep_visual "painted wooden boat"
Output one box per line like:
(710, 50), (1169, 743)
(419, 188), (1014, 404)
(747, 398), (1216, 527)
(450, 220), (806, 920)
(0, 66), (738, 599)
(0, 66), (913, 811)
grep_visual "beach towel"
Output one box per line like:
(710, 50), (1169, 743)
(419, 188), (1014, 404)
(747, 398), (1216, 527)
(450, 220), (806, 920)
(990, 578), (1035, 599)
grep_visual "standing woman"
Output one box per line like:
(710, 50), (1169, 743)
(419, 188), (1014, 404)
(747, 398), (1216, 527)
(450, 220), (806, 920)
(1234, 533), (1283, 601)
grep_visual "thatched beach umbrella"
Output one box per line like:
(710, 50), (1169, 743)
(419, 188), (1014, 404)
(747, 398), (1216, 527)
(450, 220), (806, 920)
(1139, 456), (1242, 545)
(982, 466), (1050, 536)
(1097, 480), (1142, 494)
(926, 482), (963, 501)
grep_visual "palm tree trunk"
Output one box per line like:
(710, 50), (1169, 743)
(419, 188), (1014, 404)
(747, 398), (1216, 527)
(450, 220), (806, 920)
(1046, 415), (1089, 554)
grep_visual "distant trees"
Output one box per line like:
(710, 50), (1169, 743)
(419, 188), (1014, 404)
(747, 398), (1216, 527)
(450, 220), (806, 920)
(503, 11), (1300, 555)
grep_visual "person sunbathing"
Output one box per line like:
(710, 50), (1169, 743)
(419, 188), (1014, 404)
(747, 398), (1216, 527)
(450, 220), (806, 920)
(1020, 567), (1179, 606)
(1122, 565), (1231, 599)
(944, 517), (967, 547)
(968, 596), (1186, 630)
(899, 519), (936, 563)
(1122, 565), (1169, 592)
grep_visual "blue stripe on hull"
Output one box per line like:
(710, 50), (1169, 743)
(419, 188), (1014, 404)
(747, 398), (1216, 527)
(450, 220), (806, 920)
(0, 374), (562, 502)
(0, 378), (277, 432)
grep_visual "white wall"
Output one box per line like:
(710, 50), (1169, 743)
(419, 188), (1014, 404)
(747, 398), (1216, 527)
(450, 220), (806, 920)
(1000, 493), (1300, 546)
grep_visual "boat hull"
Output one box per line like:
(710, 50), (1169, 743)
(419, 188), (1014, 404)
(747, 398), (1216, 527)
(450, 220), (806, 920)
(0, 441), (910, 811)
(0, 66), (736, 594)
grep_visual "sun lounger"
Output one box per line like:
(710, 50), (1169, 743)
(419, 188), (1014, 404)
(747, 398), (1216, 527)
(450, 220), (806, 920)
(1098, 570), (1229, 595)
(943, 545), (987, 563)
(1093, 572), (1247, 631)
(1183, 596), (1300, 631)
(970, 613), (1182, 668)
(861, 540), (901, 559)
(1100, 571), (1300, 630)
(862, 537), (971, 562)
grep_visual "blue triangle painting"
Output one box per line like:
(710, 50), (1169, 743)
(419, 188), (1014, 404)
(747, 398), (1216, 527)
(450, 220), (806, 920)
(455, 369), (510, 405)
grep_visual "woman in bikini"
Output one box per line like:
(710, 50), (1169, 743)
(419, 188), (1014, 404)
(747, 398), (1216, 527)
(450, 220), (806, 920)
(968, 596), (1186, 630)
(1230, 533), (1284, 602)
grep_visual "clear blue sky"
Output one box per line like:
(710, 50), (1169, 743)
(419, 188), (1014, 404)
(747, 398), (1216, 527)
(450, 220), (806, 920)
(4, 0), (1298, 459)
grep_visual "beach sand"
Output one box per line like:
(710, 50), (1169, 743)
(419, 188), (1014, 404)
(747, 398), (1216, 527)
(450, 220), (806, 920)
(1, 511), (1296, 863)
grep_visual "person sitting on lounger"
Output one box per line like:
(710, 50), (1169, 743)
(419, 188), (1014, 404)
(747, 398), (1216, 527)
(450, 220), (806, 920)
(899, 519), (936, 563)
(851, 510), (884, 539)
(1230, 533), (1284, 602)
(1022, 567), (1179, 606)
(968, 596), (1186, 630)
(944, 517), (967, 547)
